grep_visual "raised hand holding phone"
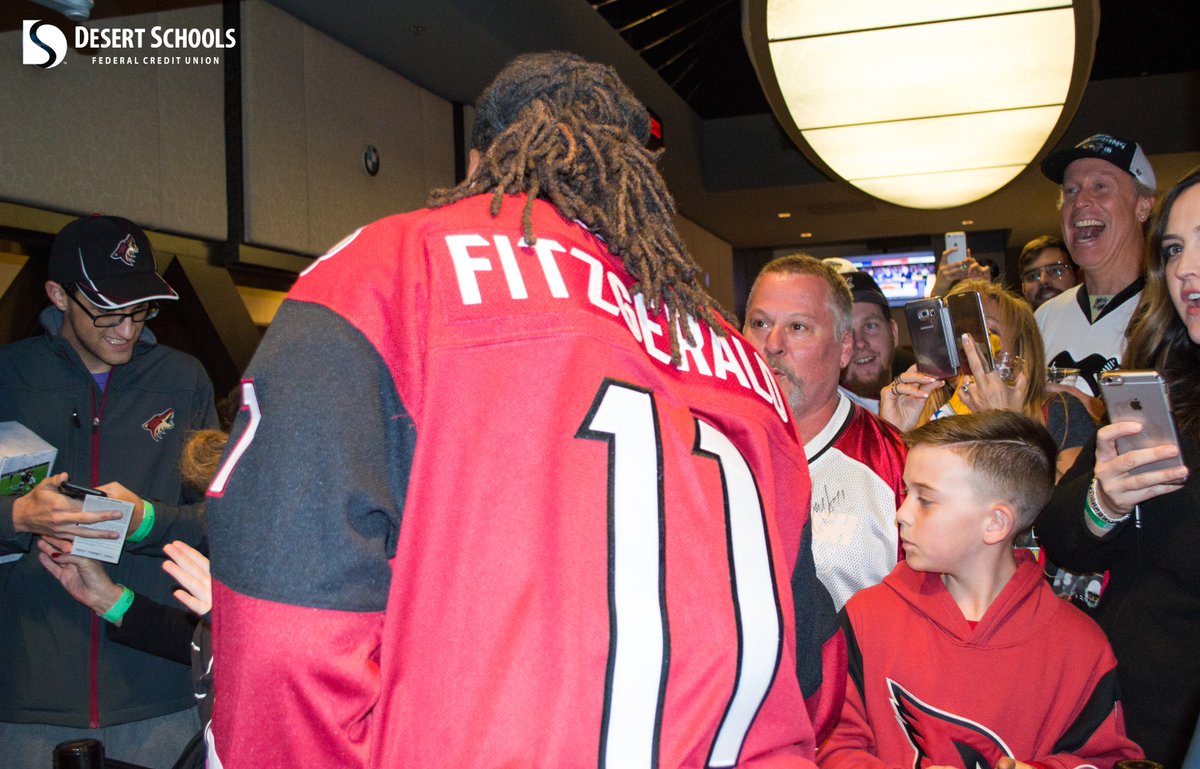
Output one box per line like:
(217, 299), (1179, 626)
(944, 231), (968, 265)
(1098, 371), (1186, 475)
(1092, 370), (1189, 518)
(1093, 421), (1189, 518)
(955, 334), (1026, 415)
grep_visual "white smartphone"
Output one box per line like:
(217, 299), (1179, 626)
(1098, 370), (1186, 475)
(944, 231), (968, 265)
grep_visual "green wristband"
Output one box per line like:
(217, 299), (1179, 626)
(1084, 501), (1115, 532)
(127, 500), (155, 543)
(99, 586), (135, 624)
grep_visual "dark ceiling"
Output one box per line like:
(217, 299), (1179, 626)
(590, 0), (1200, 119)
(9, 0), (1200, 254)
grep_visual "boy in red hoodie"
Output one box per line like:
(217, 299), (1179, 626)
(819, 411), (1141, 769)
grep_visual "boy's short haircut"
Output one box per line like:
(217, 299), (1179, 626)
(903, 410), (1057, 532)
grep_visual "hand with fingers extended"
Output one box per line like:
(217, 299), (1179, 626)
(1093, 421), (1190, 517)
(879, 364), (944, 431)
(955, 334), (1028, 415)
(11, 473), (125, 540)
(162, 540), (211, 616)
(35, 535), (125, 616)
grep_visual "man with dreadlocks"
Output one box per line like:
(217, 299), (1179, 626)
(206, 51), (842, 768)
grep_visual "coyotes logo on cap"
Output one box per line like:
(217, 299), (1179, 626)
(888, 679), (1012, 769)
(111, 234), (140, 267)
(142, 408), (175, 442)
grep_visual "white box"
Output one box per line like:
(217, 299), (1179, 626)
(0, 421), (57, 497)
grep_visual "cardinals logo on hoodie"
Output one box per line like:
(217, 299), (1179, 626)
(142, 408), (175, 442)
(888, 679), (1013, 769)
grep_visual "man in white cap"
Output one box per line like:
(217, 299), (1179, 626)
(0, 214), (217, 769)
(1037, 133), (1157, 398)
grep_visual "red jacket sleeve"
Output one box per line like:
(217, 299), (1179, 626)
(210, 584), (384, 769)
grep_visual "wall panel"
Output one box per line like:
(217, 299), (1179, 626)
(0, 6), (226, 239)
(242, 0), (455, 255)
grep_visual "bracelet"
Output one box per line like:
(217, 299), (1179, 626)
(127, 500), (155, 543)
(1087, 478), (1130, 527)
(99, 586), (135, 624)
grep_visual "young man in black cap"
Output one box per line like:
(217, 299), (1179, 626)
(838, 271), (908, 415)
(1036, 133), (1157, 398)
(0, 214), (217, 769)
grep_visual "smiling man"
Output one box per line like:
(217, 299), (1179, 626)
(744, 255), (906, 610)
(838, 271), (903, 415)
(1037, 134), (1157, 397)
(1018, 235), (1079, 310)
(0, 214), (217, 769)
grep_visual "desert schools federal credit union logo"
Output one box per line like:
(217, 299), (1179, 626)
(22, 20), (237, 68)
(23, 20), (68, 69)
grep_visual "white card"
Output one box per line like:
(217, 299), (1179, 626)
(70, 494), (135, 564)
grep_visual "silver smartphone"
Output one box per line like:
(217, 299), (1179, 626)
(946, 291), (994, 374)
(944, 231), (968, 265)
(1098, 370), (1185, 475)
(905, 297), (957, 380)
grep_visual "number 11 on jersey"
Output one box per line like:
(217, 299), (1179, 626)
(579, 380), (783, 769)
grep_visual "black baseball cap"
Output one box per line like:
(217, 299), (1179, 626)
(1040, 133), (1156, 189)
(844, 271), (888, 309)
(48, 215), (178, 310)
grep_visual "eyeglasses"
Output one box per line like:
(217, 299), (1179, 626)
(69, 291), (159, 328)
(1020, 263), (1075, 284)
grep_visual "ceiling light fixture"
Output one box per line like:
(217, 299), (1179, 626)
(31, 0), (93, 21)
(743, 1), (1099, 209)
(777, 212), (793, 218)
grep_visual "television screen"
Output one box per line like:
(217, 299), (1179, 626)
(844, 251), (937, 307)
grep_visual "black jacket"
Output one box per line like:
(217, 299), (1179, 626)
(1035, 432), (1200, 767)
(0, 307), (217, 727)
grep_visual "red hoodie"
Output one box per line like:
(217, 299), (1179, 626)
(819, 552), (1142, 769)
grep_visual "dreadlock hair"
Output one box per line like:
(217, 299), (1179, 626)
(428, 51), (733, 362)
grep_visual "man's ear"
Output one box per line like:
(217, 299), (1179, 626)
(982, 502), (1017, 546)
(45, 281), (69, 312)
(1136, 194), (1156, 223)
(467, 148), (481, 178)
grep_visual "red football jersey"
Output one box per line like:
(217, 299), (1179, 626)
(208, 195), (838, 768)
